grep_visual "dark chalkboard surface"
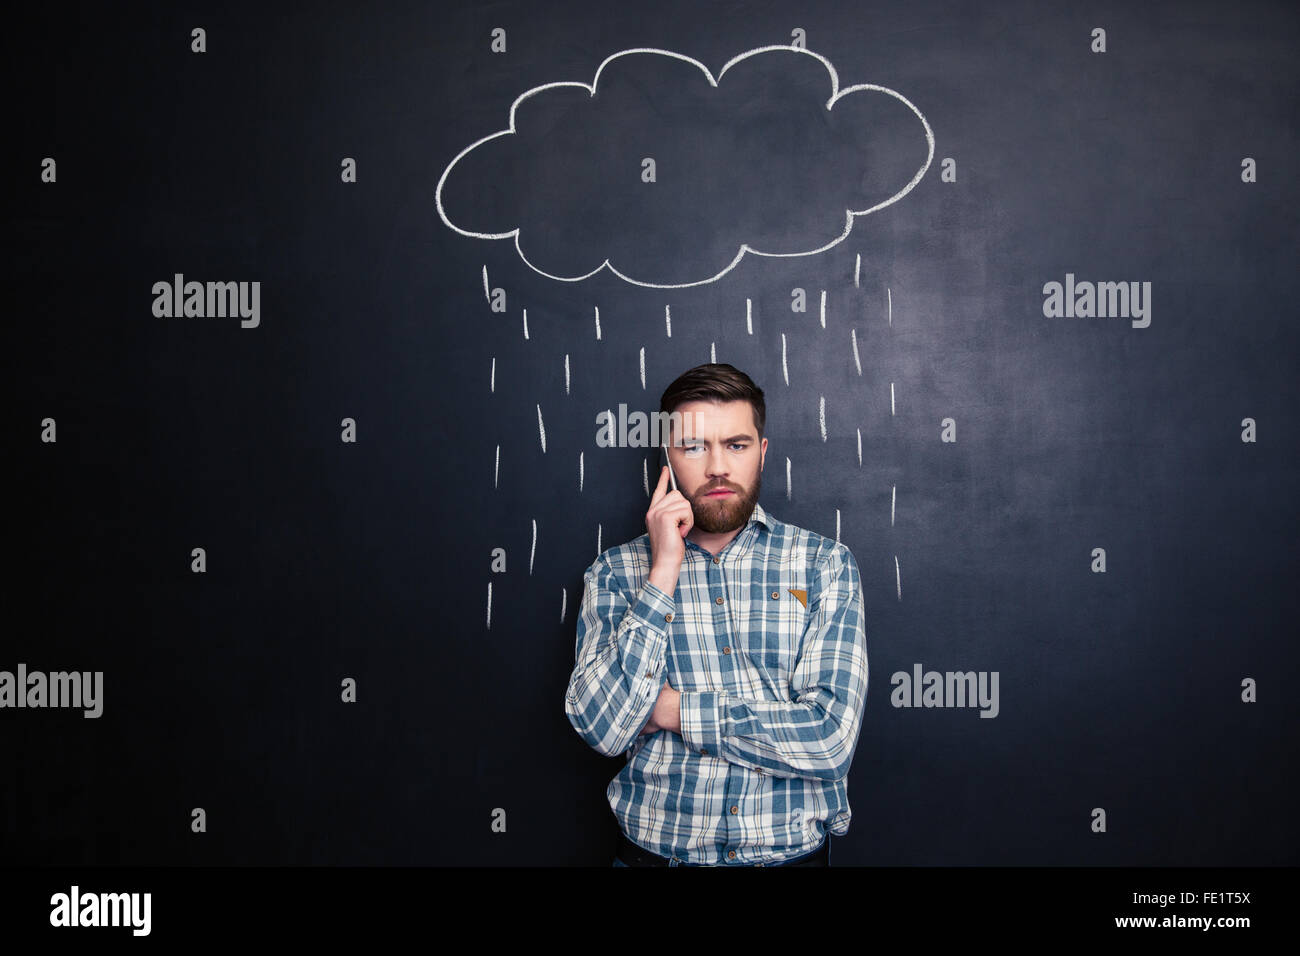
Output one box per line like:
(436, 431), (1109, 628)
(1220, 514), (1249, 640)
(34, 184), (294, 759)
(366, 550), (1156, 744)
(7, 0), (1298, 876)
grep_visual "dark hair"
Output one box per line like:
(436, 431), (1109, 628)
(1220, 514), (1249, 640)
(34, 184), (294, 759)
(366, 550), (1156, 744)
(660, 363), (766, 441)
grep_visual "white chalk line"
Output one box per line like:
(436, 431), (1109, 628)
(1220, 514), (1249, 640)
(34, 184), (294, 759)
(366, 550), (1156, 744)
(436, 45), (935, 288)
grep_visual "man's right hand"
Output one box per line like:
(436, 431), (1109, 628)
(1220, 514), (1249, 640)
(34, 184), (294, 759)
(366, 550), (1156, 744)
(646, 465), (692, 596)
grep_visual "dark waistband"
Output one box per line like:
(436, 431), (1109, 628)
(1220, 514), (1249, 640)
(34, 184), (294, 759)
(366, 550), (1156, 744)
(617, 831), (829, 867)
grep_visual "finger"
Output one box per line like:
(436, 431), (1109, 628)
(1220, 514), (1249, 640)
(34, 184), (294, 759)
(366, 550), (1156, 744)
(650, 465), (669, 506)
(675, 503), (695, 537)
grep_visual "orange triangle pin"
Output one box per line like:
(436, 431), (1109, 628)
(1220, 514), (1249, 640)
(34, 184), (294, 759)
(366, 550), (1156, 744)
(787, 588), (808, 609)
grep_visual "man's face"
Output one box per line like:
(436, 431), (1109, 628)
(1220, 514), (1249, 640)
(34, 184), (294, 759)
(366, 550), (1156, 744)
(668, 400), (767, 535)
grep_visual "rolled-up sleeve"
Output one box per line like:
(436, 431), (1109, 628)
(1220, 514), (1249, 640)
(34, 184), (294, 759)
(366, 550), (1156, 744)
(565, 554), (678, 757)
(679, 544), (868, 781)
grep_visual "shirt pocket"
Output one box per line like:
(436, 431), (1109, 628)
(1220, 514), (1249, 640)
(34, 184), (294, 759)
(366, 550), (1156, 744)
(751, 586), (808, 681)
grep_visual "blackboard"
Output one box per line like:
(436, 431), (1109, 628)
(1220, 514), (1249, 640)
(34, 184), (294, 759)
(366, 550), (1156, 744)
(8, 0), (1298, 881)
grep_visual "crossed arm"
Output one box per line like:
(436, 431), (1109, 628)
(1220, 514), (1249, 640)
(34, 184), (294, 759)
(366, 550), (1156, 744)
(563, 545), (869, 782)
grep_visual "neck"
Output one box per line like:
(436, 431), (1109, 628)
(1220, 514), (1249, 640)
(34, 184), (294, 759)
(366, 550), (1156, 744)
(687, 525), (744, 557)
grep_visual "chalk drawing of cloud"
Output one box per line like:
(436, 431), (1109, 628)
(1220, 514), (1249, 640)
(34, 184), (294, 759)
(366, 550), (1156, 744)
(437, 45), (934, 288)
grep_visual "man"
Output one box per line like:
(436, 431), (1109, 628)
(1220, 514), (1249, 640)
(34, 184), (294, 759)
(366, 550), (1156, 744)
(565, 363), (869, 866)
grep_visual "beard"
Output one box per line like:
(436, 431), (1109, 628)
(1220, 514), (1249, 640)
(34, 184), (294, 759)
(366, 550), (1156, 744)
(691, 469), (762, 534)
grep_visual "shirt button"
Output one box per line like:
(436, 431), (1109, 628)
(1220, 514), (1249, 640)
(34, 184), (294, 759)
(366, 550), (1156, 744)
(722, 646), (731, 655)
(727, 850), (736, 860)
(645, 670), (653, 677)
(712, 557), (720, 564)
(699, 748), (707, 755)
(730, 806), (738, 814)
(664, 612), (674, 622)
(771, 590), (779, 599)
(715, 596), (724, 605)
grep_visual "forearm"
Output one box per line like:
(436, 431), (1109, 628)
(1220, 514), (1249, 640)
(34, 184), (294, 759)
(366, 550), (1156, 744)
(647, 563), (679, 598)
(565, 571), (677, 756)
(678, 683), (864, 781)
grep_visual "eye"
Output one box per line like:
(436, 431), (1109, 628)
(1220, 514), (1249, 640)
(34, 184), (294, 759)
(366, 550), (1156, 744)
(730, 443), (748, 451)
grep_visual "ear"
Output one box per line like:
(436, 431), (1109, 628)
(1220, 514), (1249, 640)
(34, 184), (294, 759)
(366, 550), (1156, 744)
(759, 437), (767, 471)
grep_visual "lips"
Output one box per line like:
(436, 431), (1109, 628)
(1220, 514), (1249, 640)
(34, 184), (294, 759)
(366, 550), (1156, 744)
(704, 488), (734, 497)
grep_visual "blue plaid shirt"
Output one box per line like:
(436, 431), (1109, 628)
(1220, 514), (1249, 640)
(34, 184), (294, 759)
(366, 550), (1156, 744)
(565, 501), (869, 865)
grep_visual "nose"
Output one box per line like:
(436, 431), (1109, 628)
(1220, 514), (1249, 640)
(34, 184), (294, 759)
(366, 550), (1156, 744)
(705, 444), (729, 481)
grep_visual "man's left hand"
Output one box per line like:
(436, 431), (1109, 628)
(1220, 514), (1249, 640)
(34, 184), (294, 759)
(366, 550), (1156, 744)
(638, 683), (682, 735)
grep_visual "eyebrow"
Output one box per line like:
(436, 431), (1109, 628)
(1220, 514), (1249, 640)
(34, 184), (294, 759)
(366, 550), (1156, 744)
(678, 434), (755, 444)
